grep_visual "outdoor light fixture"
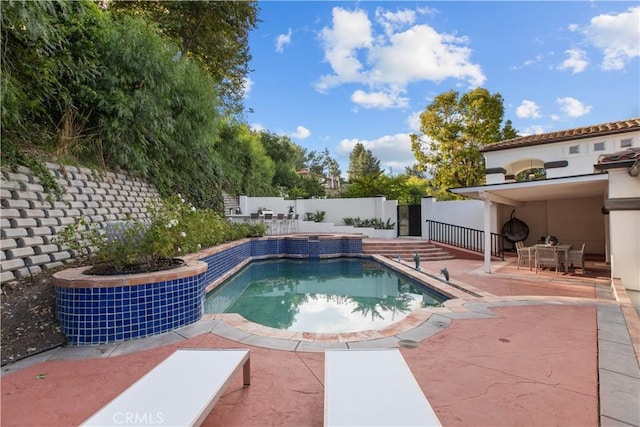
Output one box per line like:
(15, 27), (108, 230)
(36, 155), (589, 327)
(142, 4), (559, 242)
(629, 160), (640, 177)
(440, 267), (450, 282)
(413, 252), (420, 271)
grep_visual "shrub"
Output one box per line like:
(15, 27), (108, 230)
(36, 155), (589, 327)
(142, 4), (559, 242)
(342, 217), (396, 230)
(305, 211), (326, 222)
(55, 196), (267, 273)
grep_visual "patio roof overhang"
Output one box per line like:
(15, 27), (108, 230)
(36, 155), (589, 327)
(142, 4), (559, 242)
(447, 173), (609, 206)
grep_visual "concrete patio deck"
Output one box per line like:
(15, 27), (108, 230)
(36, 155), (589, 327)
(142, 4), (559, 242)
(2, 255), (639, 426)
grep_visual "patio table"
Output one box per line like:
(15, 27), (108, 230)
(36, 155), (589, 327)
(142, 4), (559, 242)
(534, 244), (572, 273)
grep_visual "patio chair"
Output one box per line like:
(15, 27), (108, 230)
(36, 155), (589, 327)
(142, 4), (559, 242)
(567, 243), (586, 273)
(515, 241), (532, 270)
(275, 213), (285, 235)
(324, 349), (441, 427)
(81, 349), (250, 427)
(535, 246), (560, 275)
(263, 213), (273, 235)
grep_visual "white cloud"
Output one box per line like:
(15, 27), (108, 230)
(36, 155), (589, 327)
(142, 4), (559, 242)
(351, 89), (409, 109)
(375, 7), (416, 36)
(250, 123), (265, 132)
(316, 7), (373, 92)
(521, 125), (547, 135)
(583, 6), (640, 70)
(290, 125), (311, 139)
(275, 28), (293, 53)
(242, 77), (254, 98)
(511, 53), (544, 70)
(516, 100), (542, 119)
(557, 49), (588, 74)
(367, 24), (485, 87)
(556, 97), (592, 118)
(337, 133), (416, 173)
(316, 6), (485, 103)
(406, 111), (422, 132)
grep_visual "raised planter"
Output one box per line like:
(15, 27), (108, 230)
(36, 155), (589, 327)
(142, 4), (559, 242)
(54, 260), (207, 345)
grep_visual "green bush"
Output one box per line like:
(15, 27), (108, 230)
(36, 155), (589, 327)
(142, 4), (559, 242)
(55, 196), (266, 273)
(305, 211), (326, 222)
(343, 217), (396, 230)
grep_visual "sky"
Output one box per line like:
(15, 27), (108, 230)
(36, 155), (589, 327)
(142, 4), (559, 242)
(244, 1), (640, 177)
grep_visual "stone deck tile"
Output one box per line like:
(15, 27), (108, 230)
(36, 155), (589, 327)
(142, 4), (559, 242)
(46, 343), (119, 361)
(396, 323), (446, 342)
(354, 329), (385, 341)
(346, 336), (401, 349)
(174, 319), (220, 339)
(265, 328), (299, 340)
(599, 369), (640, 427)
(290, 331), (316, 342)
(296, 341), (348, 352)
(313, 333), (341, 343)
(209, 320), (253, 342)
(599, 340), (640, 379)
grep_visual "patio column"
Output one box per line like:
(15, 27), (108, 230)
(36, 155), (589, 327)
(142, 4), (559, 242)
(483, 198), (492, 273)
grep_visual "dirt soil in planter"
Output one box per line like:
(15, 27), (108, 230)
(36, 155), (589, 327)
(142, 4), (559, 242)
(86, 257), (184, 275)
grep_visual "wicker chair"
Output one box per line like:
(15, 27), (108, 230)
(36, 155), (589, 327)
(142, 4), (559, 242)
(515, 241), (532, 270)
(535, 246), (560, 275)
(567, 243), (586, 273)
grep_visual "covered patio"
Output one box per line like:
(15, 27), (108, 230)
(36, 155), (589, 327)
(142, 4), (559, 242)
(448, 173), (609, 275)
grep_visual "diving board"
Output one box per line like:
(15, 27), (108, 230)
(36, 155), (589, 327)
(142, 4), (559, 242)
(82, 349), (250, 427)
(324, 349), (441, 427)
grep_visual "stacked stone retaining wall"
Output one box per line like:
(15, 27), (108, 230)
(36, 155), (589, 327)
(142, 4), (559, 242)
(0, 163), (159, 284)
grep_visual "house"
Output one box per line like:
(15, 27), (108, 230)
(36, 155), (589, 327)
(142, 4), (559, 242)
(447, 118), (640, 306)
(297, 168), (342, 191)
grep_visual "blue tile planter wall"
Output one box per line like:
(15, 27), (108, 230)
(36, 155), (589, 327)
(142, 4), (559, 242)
(53, 234), (362, 345)
(54, 261), (208, 345)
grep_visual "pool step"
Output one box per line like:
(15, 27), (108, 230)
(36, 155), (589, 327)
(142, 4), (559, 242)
(362, 240), (455, 261)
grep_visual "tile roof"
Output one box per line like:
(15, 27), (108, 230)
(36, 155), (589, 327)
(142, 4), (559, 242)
(481, 117), (640, 152)
(597, 147), (640, 164)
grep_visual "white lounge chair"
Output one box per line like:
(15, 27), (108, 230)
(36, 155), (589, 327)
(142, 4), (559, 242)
(324, 349), (441, 427)
(81, 349), (250, 427)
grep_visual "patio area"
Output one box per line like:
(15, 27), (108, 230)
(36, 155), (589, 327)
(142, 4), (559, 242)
(2, 253), (638, 427)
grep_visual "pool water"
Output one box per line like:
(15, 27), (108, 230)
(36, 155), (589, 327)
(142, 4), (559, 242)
(203, 258), (447, 333)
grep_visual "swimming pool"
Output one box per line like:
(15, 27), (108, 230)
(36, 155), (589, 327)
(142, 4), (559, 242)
(203, 258), (448, 333)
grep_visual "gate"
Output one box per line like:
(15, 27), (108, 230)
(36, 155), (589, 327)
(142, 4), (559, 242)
(397, 205), (422, 237)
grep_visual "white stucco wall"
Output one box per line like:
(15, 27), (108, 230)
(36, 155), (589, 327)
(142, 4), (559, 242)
(421, 198), (485, 230)
(238, 195), (397, 226)
(607, 169), (640, 292)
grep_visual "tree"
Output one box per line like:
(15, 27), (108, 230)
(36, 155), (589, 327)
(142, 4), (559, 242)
(1, 0), (107, 147)
(216, 123), (276, 196)
(259, 131), (305, 192)
(305, 148), (341, 179)
(347, 143), (381, 181)
(411, 88), (515, 199)
(404, 164), (427, 179)
(501, 119), (519, 140)
(108, 0), (260, 116)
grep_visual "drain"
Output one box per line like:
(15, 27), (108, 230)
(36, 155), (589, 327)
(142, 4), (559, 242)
(398, 339), (419, 348)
